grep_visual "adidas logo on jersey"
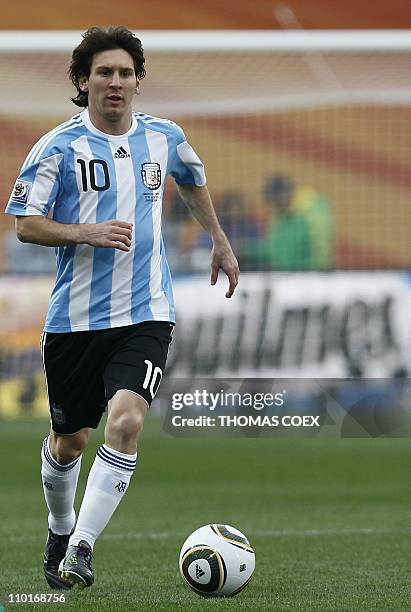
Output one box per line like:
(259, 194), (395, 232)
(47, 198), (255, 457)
(114, 146), (130, 158)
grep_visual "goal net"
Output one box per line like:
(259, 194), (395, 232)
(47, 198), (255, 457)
(0, 30), (410, 274)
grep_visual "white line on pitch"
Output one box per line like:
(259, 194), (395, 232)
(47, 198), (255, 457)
(100, 526), (411, 539)
(5, 526), (411, 543)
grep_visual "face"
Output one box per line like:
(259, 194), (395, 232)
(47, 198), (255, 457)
(80, 48), (139, 132)
(273, 191), (293, 213)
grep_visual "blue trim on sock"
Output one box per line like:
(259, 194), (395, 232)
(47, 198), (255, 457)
(97, 445), (137, 472)
(42, 436), (80, 473)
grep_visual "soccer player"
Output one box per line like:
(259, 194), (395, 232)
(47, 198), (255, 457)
(5, 26), (239, 589)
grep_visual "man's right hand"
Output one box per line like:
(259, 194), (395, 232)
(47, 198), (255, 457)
(82, 220), (133, 252)
(15, 215), (133, 251)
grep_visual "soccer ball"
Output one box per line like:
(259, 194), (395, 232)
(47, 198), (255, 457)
(179, 524), (255, 597)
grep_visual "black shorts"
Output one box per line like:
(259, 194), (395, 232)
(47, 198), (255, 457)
(41, 321), (174, 435)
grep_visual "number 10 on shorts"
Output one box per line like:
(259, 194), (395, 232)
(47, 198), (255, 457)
(142, 360), (163, 398)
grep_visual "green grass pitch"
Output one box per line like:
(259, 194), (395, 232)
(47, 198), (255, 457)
(0, 418), (410, 611)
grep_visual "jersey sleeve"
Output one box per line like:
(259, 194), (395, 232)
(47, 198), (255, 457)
(5, 137), (64, 217)
(168, 122), (206, 187)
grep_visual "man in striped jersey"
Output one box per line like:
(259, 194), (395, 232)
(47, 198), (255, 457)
(5, 26), (239, 589)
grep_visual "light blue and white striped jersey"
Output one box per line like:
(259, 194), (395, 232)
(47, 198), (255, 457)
(5, 109), (206, 332)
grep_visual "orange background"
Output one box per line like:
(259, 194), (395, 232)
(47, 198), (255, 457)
(1, 0), (411, 30)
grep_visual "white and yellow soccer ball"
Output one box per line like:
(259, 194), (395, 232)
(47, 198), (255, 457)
(179, 524), (255, 597)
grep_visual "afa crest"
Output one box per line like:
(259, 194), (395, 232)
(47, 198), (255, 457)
(12, 180), (32, 205)
(51, 402), (66, 425)
(141, 162), (161, 190)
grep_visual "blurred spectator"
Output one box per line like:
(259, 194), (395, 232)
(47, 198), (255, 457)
(245, 175), (312, 270)
(180, 190), (263, 272)
(244, 175), (334, 271)
(293, 185), (334, 270)
(218, 191), (263, 254)
(161, 189), (191, 275)
(6, 230), (55, 274)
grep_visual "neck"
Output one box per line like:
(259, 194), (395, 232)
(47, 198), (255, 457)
(87, 108), (133, 136)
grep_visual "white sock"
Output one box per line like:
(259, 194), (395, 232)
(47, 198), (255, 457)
(41, 435), (82, 536)
(68, 444), (137, 549)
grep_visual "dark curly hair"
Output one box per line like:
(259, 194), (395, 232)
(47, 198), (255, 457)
(69, 26), (146, 107)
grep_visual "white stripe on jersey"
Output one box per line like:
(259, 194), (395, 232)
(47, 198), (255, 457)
(143, 117), (171, 124)
(68, 135), (98, 329)
(26, 153), (63, 215)
(109, 139), (136, 327)
(176, 141), (206, 186)
(145, 128), (170, 320)
(23, 116), (83, 169)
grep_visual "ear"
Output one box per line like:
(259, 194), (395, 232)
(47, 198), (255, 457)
(79, 76), (89, 92)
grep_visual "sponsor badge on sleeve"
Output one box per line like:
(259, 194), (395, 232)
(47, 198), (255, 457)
(12, 180), (32, 205)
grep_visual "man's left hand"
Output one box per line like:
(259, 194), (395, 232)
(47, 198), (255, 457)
(210, 240), (240, 298)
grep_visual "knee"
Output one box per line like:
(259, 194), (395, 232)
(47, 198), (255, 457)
(110, 411), (145, 441)
(106, 391), (148, 451)
(49, 429), (89, 465)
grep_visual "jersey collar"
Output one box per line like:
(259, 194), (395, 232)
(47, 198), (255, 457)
(81, 108), (137, 139)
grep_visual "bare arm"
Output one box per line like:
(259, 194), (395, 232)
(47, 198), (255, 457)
(15, 216), (133, 252)
(177, 184), (239, 298)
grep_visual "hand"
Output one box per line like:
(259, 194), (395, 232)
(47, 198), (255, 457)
(81, 220), (133, 252)
(210, 239), (240, 298)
